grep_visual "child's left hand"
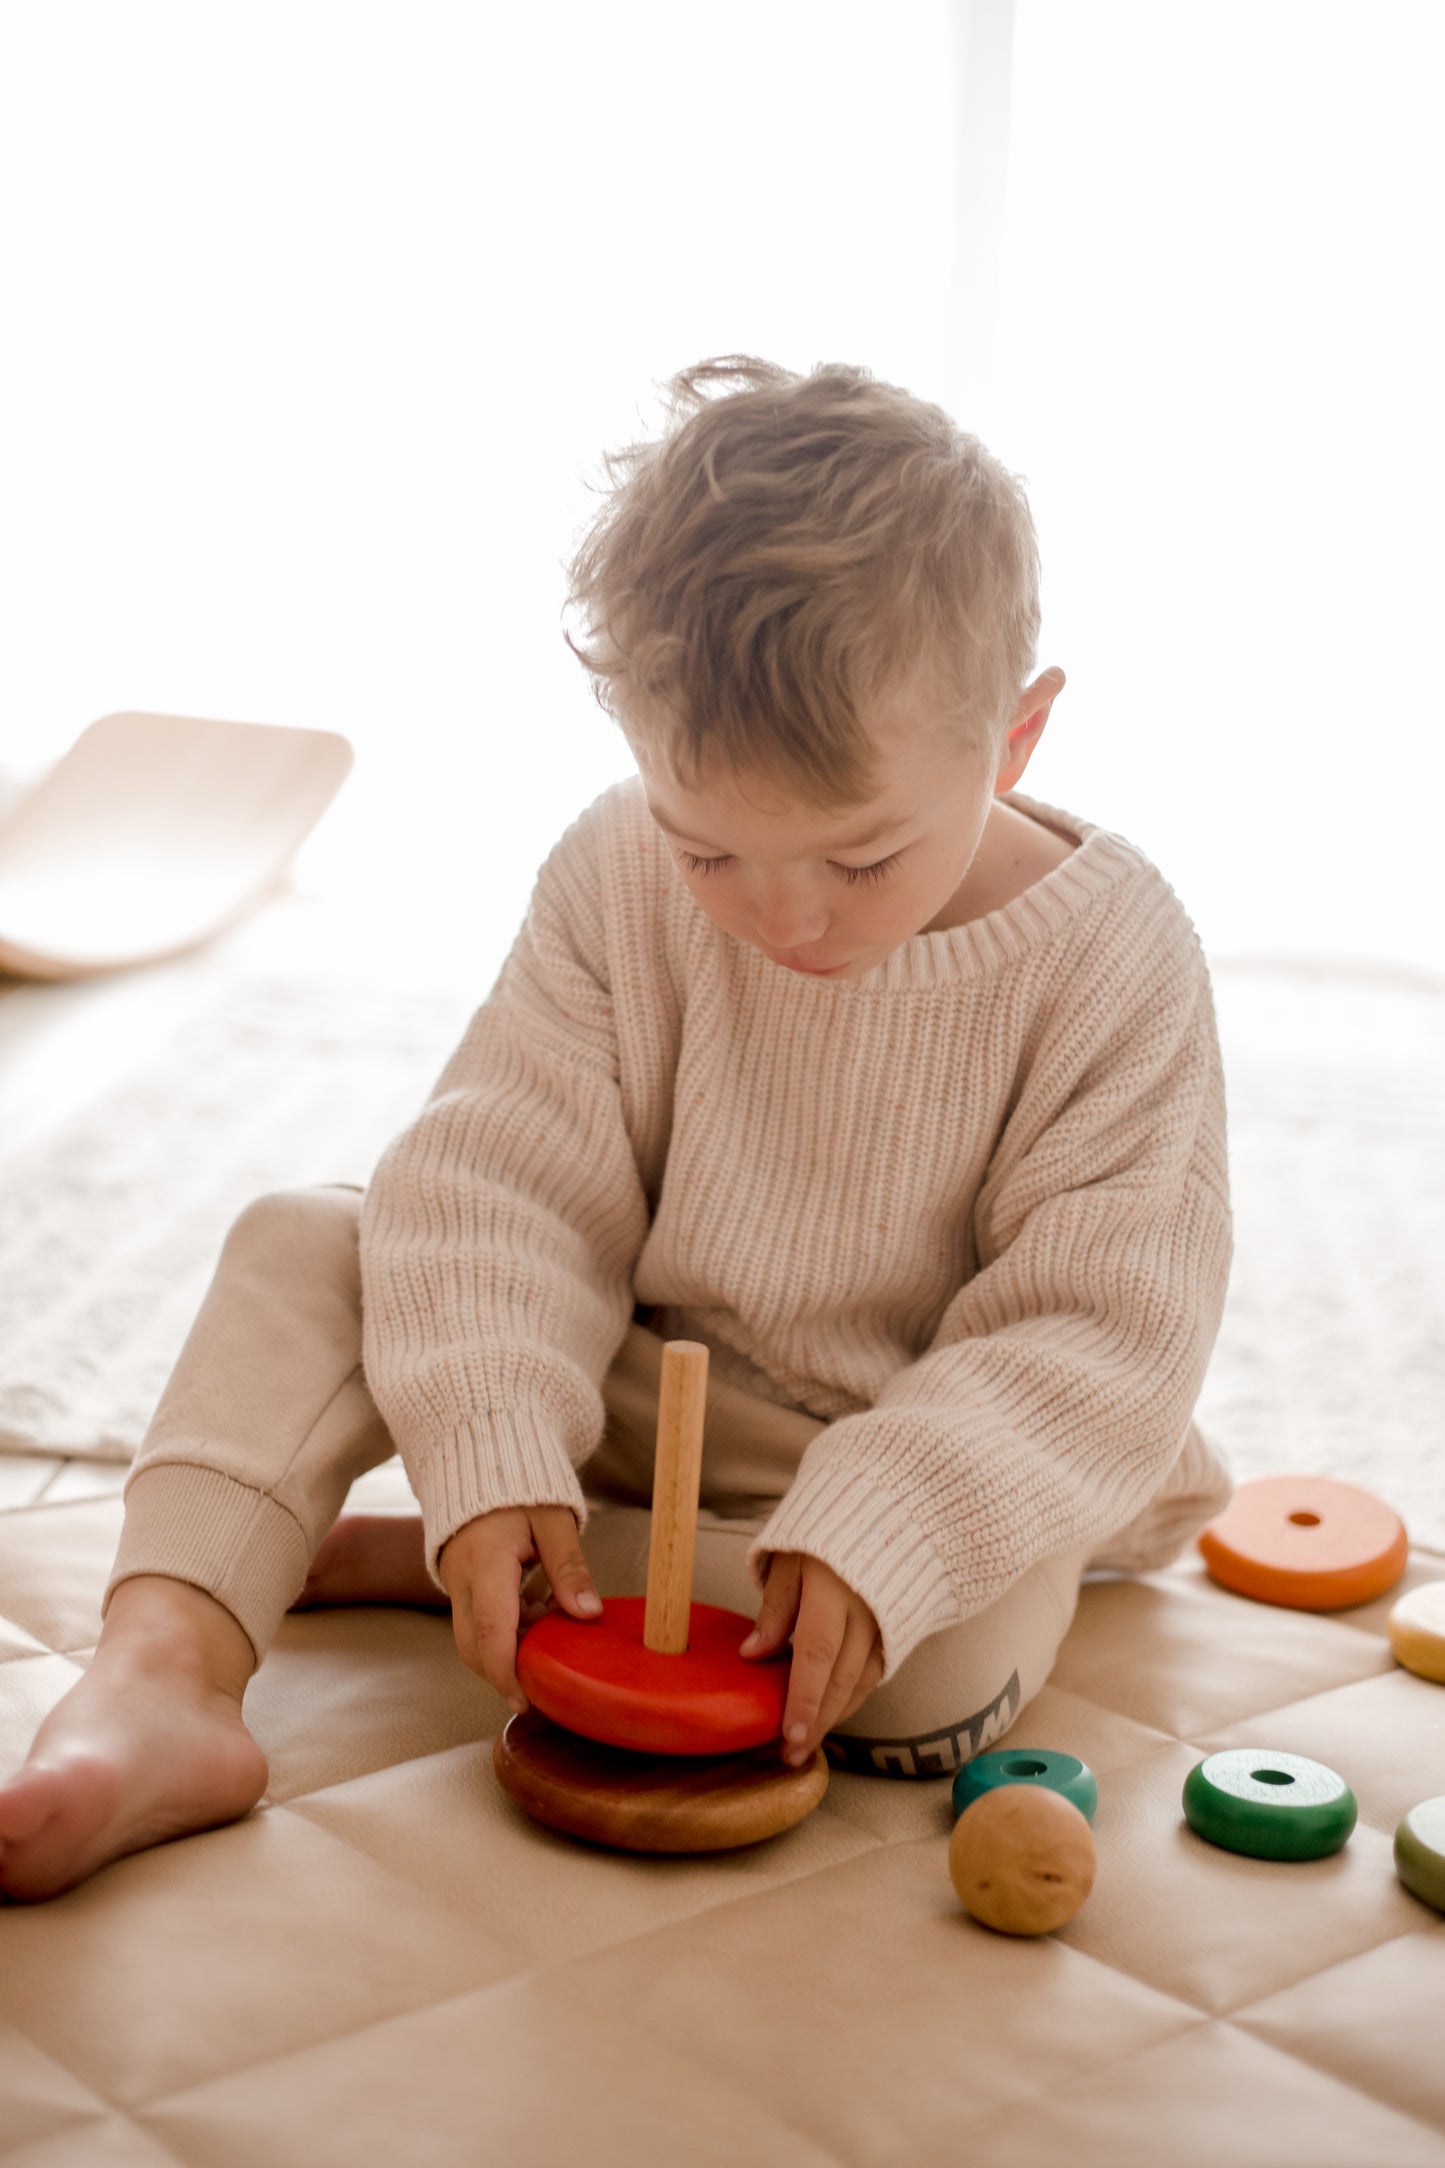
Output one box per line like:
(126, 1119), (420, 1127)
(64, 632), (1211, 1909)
(739, 1552), (884, 1764)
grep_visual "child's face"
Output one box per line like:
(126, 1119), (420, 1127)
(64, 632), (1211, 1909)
(626, 677), (1047, 981)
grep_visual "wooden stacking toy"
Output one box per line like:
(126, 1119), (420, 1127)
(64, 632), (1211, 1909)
(948, 1783), (1097, 1936)
(1198, 1473), (1408, 1610)
(493, 1339), (829, 1854)
(1183, 1749), (1357, 1861)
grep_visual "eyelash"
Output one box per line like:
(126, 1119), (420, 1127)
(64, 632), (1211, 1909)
(677, 849), (903, 887)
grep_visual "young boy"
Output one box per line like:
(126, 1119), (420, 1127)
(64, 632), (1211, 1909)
(0, 355), (1233, 1902)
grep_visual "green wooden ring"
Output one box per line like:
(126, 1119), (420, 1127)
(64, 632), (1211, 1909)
(1394, 1796), (1445, 1914)
(1183, 1749), (1357, 1860)
(952, 1748), (1098, 1825)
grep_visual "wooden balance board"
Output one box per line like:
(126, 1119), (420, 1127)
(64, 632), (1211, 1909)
(0, 710), (353, 979)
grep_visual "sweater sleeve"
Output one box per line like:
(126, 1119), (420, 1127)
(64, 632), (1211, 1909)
(358, 806), (651, 1591)
(744, 937), (1233, 1685)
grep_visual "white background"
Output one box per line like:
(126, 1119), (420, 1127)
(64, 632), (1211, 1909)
(1, 0), (1440, 994)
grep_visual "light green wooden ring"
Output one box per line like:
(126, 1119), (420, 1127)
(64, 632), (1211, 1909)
(1395, 1796), (1445, 1914)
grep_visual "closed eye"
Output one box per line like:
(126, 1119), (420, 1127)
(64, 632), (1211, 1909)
(677, 848), (904, 887)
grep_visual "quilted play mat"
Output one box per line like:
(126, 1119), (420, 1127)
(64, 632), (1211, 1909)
(1, 1464), (1443, 2167)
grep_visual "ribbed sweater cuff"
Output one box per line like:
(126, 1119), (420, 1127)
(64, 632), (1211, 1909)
(745, 1453), (955, 1685)
(405, 1409), (590, 1591)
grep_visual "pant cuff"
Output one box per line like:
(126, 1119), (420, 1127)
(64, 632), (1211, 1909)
(103, 1460), (313, 1667)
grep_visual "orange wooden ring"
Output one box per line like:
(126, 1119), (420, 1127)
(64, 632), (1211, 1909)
(1198, 1473), (1408, 1611)
(516, 1595), (789, 1756)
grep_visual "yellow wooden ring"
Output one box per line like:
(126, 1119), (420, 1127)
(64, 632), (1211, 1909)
(1388, 1581), (1445, 1684)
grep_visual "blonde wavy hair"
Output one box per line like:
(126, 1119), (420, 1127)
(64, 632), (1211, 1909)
(561, 354), (1042, 811)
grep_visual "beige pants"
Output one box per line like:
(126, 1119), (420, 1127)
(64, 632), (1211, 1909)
(102, 1185), (1101, 1779)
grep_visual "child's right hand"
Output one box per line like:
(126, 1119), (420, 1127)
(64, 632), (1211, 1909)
(437, 1505), (603, 1712)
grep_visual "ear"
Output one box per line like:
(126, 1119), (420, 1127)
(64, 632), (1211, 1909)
(994, 667), (1065, 794)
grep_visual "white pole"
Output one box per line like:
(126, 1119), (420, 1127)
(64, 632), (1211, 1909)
(947, 0), (1018, 413)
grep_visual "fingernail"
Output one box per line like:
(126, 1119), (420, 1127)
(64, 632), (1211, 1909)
(577, 1591), (602, 1614)
(786, 1722), (807, 1743)
(508, 1695), (527, 1715)
(740, 1630), (760, 1652)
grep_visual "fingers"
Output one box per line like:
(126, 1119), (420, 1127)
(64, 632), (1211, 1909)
(738, 1551), (800, 1660)
(531, 1505), (604, 1619)
(439, 1505), (601, 1716)
(518, 1562), (551, 1623)
(455, 1542), (527, 1711)
(834, 1640), (886, 1729)
(740, 1557), (885, 1765)
(779, 1611), (880, 1765)
(439, 1517), (515, 1702)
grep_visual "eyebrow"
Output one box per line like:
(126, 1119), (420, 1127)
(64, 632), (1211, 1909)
(647, 803), (904, 853)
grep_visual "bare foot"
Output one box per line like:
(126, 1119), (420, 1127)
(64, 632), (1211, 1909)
(291, 1513), (451, 1612)
(0, 1612), (267, 1904)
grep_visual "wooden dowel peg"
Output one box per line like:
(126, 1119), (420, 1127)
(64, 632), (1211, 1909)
(514, 1334), (792, 1758)
(644, 1341), (709, 1654)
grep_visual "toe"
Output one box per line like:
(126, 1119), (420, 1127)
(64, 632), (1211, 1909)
(0, 1765), (63, 1844)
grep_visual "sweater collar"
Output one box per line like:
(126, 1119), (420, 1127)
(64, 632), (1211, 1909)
(744, 791), (1146, 993)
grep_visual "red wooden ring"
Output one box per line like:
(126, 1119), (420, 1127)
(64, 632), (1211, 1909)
(516, 1596), (788, 1756)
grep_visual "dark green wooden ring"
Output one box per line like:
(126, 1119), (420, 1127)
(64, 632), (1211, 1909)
(952, 1747), (1098, 1824)
(1183, 1749), (1356, 1860)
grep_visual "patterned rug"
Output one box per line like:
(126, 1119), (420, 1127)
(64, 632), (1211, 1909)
(0, 974), (474, 1465)
(0, 957), (1441, 1552)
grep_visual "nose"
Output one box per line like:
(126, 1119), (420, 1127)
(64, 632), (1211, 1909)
(741, 868), (832, 952)
(754, 904), (830, 950)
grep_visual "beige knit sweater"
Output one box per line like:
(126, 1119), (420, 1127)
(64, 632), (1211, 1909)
(358, 776), (1234, 1683)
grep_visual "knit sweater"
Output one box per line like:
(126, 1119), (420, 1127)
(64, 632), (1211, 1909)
(358, 776), (1233, 1684)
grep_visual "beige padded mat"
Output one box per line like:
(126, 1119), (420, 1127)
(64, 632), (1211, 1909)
(2, 1472), (1443, 2166)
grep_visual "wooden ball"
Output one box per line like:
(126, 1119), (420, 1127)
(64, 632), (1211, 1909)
(948, 1781), (1096, 1936)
